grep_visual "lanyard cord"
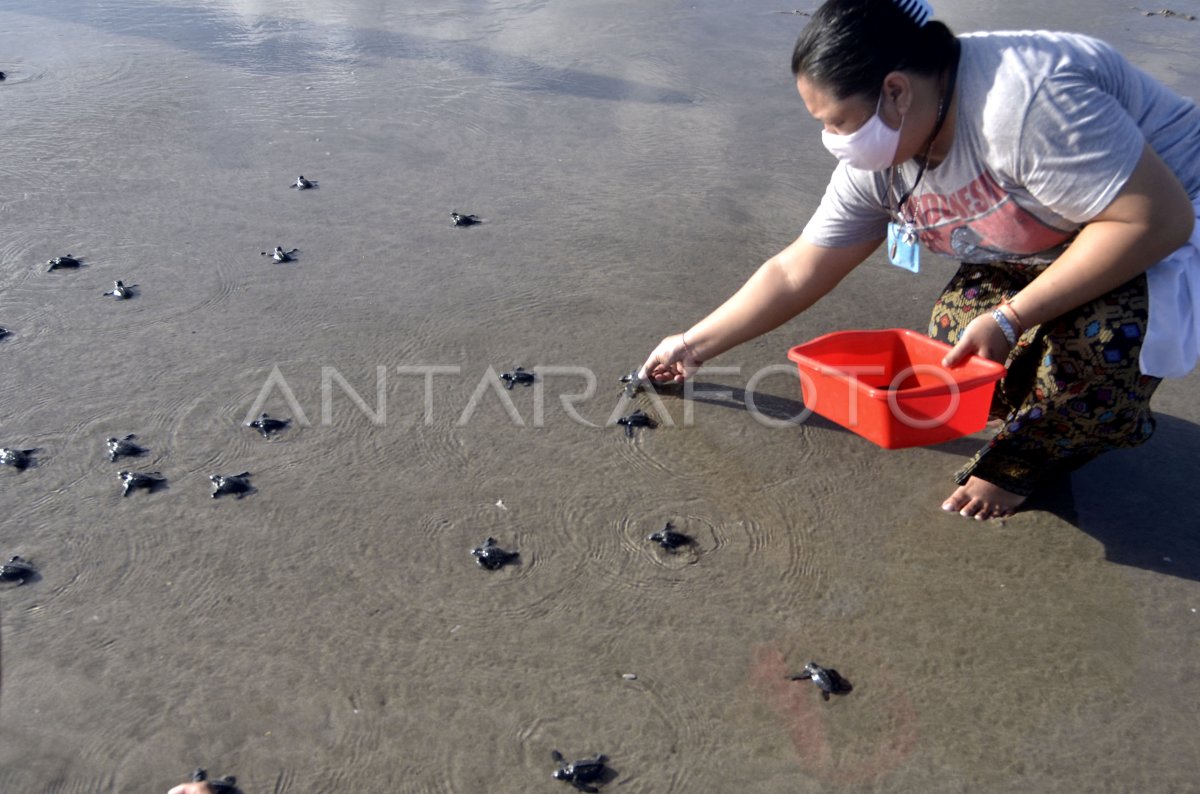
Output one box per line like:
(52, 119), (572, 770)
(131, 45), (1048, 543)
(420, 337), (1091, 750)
(889, 38), (962, 220)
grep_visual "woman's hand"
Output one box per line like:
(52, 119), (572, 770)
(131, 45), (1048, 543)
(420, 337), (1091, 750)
(942, 312), (1012, 368)
(638, 333), (704, 383)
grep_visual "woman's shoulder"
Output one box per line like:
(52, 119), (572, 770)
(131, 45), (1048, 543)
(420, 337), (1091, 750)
(958, 30), (1127, 94)
(959, 29), (1119, 62)
(955, 31), (1129, 163)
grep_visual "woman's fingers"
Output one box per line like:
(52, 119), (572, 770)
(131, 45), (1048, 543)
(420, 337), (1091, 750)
(639, 335), (686, 381)
(942, 339), (971, 368)
(638, 332), (709, 383)
(943, 314), (1010, 367)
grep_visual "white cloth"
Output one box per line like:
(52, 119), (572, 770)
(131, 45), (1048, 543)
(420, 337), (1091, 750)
(1141, 198), (1200, 378)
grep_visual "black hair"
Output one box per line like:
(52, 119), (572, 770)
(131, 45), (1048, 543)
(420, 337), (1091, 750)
(791, 0), (958, 101)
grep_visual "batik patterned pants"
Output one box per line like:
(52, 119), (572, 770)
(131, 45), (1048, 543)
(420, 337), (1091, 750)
(929, 262), (1161, 496)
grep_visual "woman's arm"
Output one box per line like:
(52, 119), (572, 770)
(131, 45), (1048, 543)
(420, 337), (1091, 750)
(944, 142), (1195, 366)
(640, 234), (881, 381)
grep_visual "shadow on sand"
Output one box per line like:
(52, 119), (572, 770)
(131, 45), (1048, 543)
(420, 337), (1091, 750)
(680, 383), (1199, 582)
(1026, 414), (1200, 583)
(682, 380), (847, 432)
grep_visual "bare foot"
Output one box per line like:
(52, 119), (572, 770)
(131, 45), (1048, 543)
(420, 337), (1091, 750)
(941, 476), (1026, 520)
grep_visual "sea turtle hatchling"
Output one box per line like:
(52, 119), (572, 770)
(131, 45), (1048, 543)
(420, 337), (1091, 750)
(450, 211), (480, 227)
(471, 537), (518, 570)
(0, 327), (10, 340)
(119, 470), (165, 497)
(619, 370), (646, 398)
(551, 751), (609, 792)
(210, 472), (253, 499)
(106, 434), (146, 461)
(619, 369), (681, 398)
(789, 661), (853, 701)
(1, 447), (38, 470)
(647, 522), (692, 551)
(246, 413), (289, 438)
(616, 409), (656, 438)
(499, 367), (535, 390)
(103, 280), (135, 299)
(0, 556), (37, 585)
(290, 175), (317, 189)
(261, 246), (299, 263)
(47, 255), (82, 271)
(188, 768), (239, 794)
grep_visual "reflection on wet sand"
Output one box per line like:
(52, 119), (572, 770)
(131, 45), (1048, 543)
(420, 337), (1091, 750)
(16, 0), (695, 101)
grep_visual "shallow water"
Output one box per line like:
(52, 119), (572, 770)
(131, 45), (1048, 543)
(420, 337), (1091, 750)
(2, 1), (1200, 791)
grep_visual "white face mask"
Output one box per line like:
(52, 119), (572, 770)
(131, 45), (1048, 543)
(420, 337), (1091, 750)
(821, 93), (902, 171)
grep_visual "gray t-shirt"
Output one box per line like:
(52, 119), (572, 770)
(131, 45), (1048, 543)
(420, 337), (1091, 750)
(802, 31), (1200, 265)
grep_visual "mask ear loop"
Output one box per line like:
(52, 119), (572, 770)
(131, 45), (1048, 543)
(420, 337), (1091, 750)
(887, 38), (962, 228)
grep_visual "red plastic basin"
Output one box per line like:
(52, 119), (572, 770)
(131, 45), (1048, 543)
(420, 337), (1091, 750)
(787, 329), (1007, 449)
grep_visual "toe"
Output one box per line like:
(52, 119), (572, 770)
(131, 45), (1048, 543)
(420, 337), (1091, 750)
(986, 502), (1015, 521)
(958, 496), (987, 519)
(942, 486), (971, 513)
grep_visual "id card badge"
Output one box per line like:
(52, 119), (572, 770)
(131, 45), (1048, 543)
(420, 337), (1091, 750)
(887, 221), (921, 273)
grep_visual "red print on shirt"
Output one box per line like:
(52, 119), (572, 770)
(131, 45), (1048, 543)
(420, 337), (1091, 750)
(911, 171), (1073, 261)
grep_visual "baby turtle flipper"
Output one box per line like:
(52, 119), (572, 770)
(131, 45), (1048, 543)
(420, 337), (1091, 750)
(46, 255), (82, 271)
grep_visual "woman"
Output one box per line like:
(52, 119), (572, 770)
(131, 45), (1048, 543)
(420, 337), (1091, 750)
(639, 0), (1200, 519)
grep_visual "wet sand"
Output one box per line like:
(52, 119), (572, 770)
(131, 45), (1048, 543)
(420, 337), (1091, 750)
(2, 1), (1199, 791)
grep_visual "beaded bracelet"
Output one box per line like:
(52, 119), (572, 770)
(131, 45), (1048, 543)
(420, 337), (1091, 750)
(991, 308), (1018, 348)
(681, 332), (703, 363)
(1001, 297), (1026, 336)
